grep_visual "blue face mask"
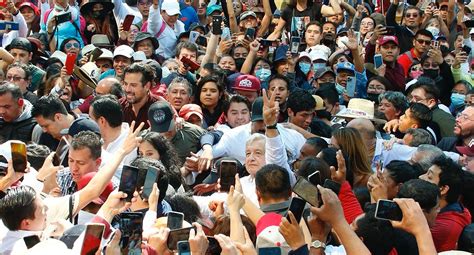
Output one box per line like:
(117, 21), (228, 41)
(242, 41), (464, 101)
(451, 93), (466, 108)
(313, 63), (326, 71)
(299, 62), (311, 75)
(335, 83), (346, 94)
(255, 68), (271, 81)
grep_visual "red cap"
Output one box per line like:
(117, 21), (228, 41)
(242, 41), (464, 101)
(77, 172), (114, 204)
(18, 2), (40, 16)
(256, 212), (282, 235)
(179, 104), (203, 121)
(233, 75), (261, 92)
(378, 35), (399, 46)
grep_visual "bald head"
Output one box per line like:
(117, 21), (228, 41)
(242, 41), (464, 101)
(346, 118), (376, 140)
(96, 77), (123, 98)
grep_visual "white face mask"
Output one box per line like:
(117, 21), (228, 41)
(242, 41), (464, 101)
(426, 26), (440, 37)
(336, 36), (349, 50)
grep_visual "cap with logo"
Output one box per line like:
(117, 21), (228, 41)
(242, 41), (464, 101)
(378, 35), (399, 46)
(148, 101), (175, 132)
(336, 62), (355, 74)
(233, 75), (261, 92)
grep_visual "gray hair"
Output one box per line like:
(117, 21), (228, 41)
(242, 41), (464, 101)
(246, 133), (266, 147)
(379, 91), (409, 113)
(405, 128), (432, 147)
(167, 76), (193, 96)
(412, 144), (443, 171)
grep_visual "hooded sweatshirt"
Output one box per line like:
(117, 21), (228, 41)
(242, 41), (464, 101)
(0, 100), (37, 143)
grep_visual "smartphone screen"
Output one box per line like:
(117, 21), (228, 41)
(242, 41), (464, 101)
(286, 196), (306, 223)
(245, 28), (256, 40)
(123, 15), (134, 31)
(89, 48), (103, 62)
(119, 165), (139, 202)
(167, 211), (184, 230)
(222, 27), (231, 40)
(136, 168), (148, 191)
(189, 31), (199, 43)
(219, 160), (237, 191)
(373, 54), (383, 69)
(11, 142), (27, 173)
(290, 36), (300, 54)
(53, 136), (70, 166)
(142, 167), (159, 200)
(375, 199), (403, 221)
(308, 171), (321, 186)
(119, 212), (143, 254)
(292, 176), (320, 207)
(258, 247), (282, 255)
(196, 36), (207, 47)
(167, 227), (197, 251)
(55, 12), (71, 25)
(346, 76), (356, 97)
(65, 52), (77, 75)
(206, 236), (222, 254)
(23, 235), (41, 249)
(323, 179), (341, 195)
(212, 15), (223, 35)
(178, 241), (191, 255)
(81, 224), (105, 255)
(463, 45), (472, 54)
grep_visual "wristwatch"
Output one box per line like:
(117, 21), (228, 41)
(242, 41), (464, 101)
(266, 123), (277, 129)
(311, 240), (326, 250)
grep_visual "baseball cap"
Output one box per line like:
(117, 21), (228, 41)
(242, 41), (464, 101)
(378, 35), (399, 46)
(96, 49), (113, 61)
(309, 50), (328, 62)
(251, 97), (264, 122)
(206, 4), (222, 16)
(60, 117), (100, 137)
(255, 213), (290, 253)
(233, 75), (261, 92)
(162, 0), (181, 16)
(314, 67), (335, 79)
(133, 32), (159, 50)
(6, 37), (32, 52)
(77, 172), (114, 204)
(148, 101), (175, 132)
(179, 104), (203, 121)
(456, 140), (474, 156)
(50, 51), (67, 65)
(19, 2), (40, 16)
(113, 45), (134, 59)
(239, 10), (257, 22)
(336, 62), (355, 74)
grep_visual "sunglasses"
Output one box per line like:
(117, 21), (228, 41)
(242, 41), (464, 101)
(65, 42), (80, 49)
(405, 13), (419, 18)
(416, 39), (431, 45)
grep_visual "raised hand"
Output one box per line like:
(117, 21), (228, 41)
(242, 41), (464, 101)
(262, 88), (279, 126)
(121, 121), (144, 155)
(343, 29), (359, 51)
(330, 150), (346, 184)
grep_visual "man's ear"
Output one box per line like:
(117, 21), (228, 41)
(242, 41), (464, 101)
(440, 185), (450, 197)
(54, 113), (62, 122)
(28, 52), (32, 61)
(17, 98), (24, 107)
(288, 108), (294, 117)
(95, 157), (102, 168)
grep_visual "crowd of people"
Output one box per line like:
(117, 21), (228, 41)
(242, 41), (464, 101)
(0, 0), (474, 253)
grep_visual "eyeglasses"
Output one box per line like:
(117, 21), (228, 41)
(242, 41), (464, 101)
(65, 42), (80, 49)
(361, 21), (374, 26)
(6, 75), (25, 82)
(405, 13), (419, 18)
(457, 112), (474, 121)
(416, 39), (431, 45)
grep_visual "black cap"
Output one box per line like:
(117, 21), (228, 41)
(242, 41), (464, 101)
(60, 117), (100, 137)
(314, 67), (335, 79)
(459, 224), (474, 252)
(251, 97), (263, 122)
(148, 101), (175, 132)
(6, 37), (32, 52)
(133, 32), (159, 50)
(273, 45), (289, 63)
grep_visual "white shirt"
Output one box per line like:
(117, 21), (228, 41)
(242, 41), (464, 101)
(381, 143), (460, 167)
(148, 5), (185, 58)
(112, 0), (142, 24)
(102, 123), (138, 180)
(0, 229), (41, 255)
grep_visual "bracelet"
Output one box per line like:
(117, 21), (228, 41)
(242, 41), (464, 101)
(266, 123), (277, 129)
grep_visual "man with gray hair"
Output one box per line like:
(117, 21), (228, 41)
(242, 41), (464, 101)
(410, 144), (444, 172)
(403, 128), (432, 147)
(166, 77), (193, 111)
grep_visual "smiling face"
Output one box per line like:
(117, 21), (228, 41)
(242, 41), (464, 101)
(20, 6), (36, 23)
(123, 72), (150, 105)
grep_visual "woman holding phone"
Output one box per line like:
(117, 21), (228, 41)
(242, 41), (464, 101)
(80, 0), (118, 44)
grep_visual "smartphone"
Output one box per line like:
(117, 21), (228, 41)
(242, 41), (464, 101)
(219, 159), (237, 191)
(89, 47), (103, 62)
(5, 22), (19, 31)
(212, 15), (223, 35)
(181, 56), (200, 72)
(195, 35), (207, 47)
(354, 31), (361, 45)
(167, 211), (184, 230)
(346, 76), (356, 98)
(260, 39), (276, 47)
(142, 167), (159, 200)
(123, 14), (134, 31)
(167, 227), (197, 251)
(374, 54), (383, 69)
(222, 27), (231, 41)
(245, 27), (256, 40)
(375, 199), (403, 221)
(385, 26), (396, 35)
(80, 223), (105, 255)
(431, 40), (439, 49)
(119, 212), (143, 254)
(258, 247), (282, 255)
(53, 136), (70, 166)
(290, 36), (300, 54)
(177, 241), (191, 255)
(119, 165), (139, 202)
(23, 235), (41, 249)
(286, 196), (306, 223)
(323, 179), (341, 195)
(292, 176), (320, 207)
(136, 168), (148, 191)
(463, 45), (472, 54)
(308, 171), (322, 186)
(207, 236), (222, 254)
(55, 12), (72, 25)
(189, 31), (200, 43)
(11, 142), (27, 173)
(65, 52), (77, 75)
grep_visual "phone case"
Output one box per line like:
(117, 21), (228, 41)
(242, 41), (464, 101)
(65, 53), (77, 75)
(123, 15), (134, 31)
(346, 77), (356, 97)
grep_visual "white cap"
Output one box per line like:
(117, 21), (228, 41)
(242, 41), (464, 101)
(309, 50), (328, 62)
(81, 44), (96, 56)
(50, 51), (67, 65)
(132, 51), (147, 62)
(161, 0), (180, 16)
(97, 49), (113, 61)
(298, 51), (311, 60)
(113, 45), (134, 59)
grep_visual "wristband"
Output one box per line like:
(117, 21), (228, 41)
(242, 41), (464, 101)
(266, 123), (277, 129)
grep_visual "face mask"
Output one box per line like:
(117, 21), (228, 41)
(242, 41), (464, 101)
(423, 69), (439, 79)
(299, 62), (311, 75)
(410, 70), (423, 79)
(255, 68), (271, 81)
(426, 27), (440, 37)
(313, 63), (326, 71)
(223, 69), (235, 76)
(335, 83), (346, 94)
(367, 93), (380, 104)
(91, 11), (101, 18)
(234, 58), (245, 71)
(451, 93), (466, 108)
(318, 82), (335, 89)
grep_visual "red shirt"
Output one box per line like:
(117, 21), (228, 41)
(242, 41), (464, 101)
(120, 94), (160, 129)
(431, 205), (471, 252)
(397, 48), (420, 77)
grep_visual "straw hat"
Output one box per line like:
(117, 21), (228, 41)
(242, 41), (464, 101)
(73, 62), (100, 89)
(312, 95), (325, 111)
(335, 98), (386, 124)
